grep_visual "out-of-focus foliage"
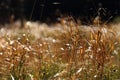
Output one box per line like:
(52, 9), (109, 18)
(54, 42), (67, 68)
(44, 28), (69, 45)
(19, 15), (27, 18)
(0, 0), (119, 23)
(113, 16), (120, 23)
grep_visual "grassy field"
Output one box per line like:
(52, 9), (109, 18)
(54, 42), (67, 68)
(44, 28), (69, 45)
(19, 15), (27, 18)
(0, 19), (120, 80)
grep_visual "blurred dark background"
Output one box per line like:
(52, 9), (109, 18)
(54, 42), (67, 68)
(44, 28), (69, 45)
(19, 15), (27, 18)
(0, 0), (120, 24)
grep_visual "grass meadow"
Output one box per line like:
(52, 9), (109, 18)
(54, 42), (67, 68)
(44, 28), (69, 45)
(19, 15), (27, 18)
(0, 18), (120, 80)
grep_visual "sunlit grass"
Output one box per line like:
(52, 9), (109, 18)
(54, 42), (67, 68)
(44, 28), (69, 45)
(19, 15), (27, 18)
(0, 19), (120, 80)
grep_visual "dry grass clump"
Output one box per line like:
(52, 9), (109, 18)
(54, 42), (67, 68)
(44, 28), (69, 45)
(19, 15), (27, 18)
(0, 19), (120, 80)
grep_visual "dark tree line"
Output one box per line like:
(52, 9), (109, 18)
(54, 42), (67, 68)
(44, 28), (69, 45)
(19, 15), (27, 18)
(0, 0), (23, 24)
(0, 0), (120, 24)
